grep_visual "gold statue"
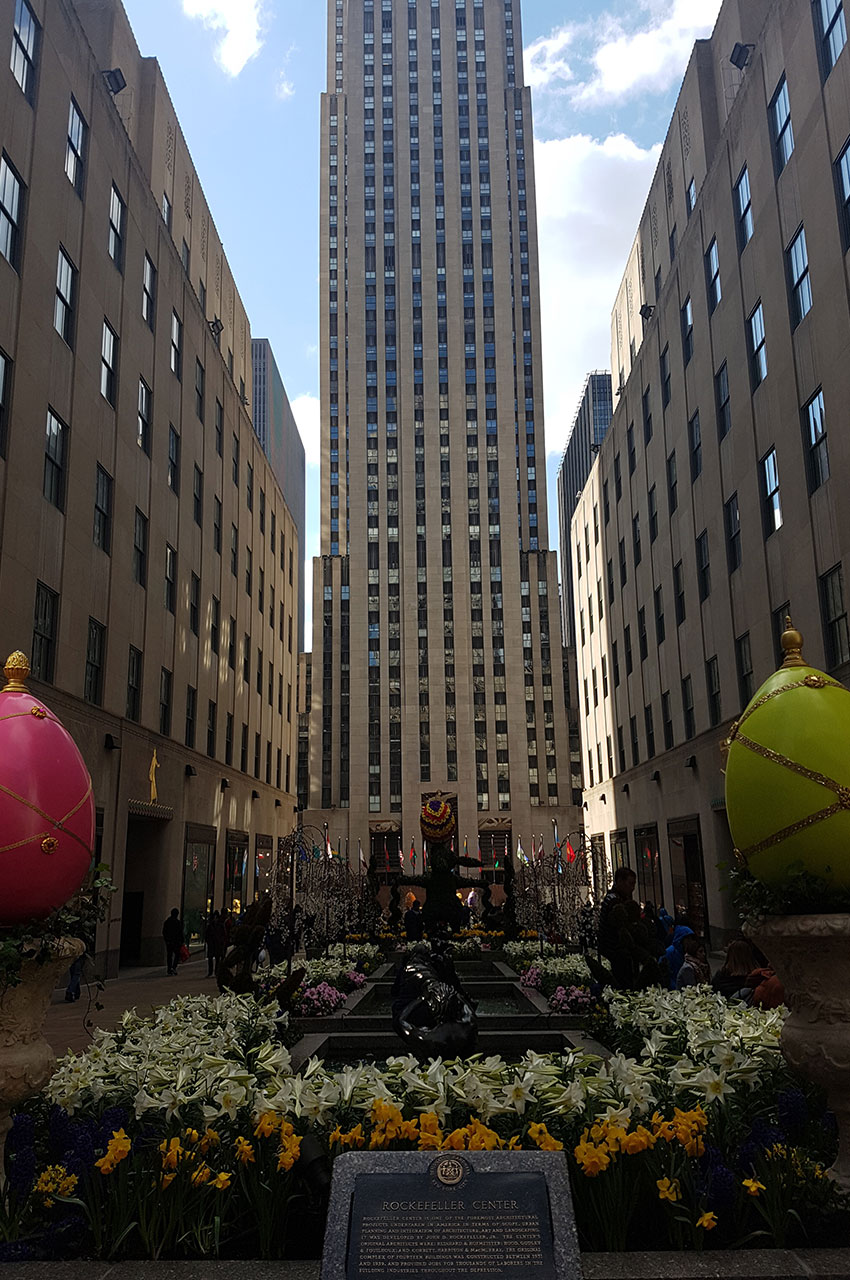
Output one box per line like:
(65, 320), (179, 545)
(149, 749), (160, 804)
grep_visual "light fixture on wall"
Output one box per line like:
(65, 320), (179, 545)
(275, 799), (282, 808)
(685, 756), (697, 770)
(729, 42), (754, 70)
(639, 303), (655, 322)
(102, 68), (127, 95)
(252, 789), (260, 800)
(103, 733), (120, 751)
(651, 769), (661, 784)
(220, 778), (230, 792)
(208, 317), (224, 339)
(621, 783), (630, 796)
(600, 793), (607, 804)
(185, 765), (197, 778)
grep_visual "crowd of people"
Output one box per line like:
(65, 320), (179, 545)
(596, 865), (784, 1004)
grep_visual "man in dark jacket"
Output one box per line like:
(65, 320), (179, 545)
(404, 899), (425, 941)
(162, 908), (184, 976)
(596, 866), (637, 986)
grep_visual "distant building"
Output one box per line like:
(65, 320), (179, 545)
(572, 0), (850, 940)
(556, 372), (613, 646)
(0, 0), (301, 971)
(251, 338), (306, 650)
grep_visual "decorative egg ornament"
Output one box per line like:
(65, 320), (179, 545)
(725, 619), (850, 888)
(0, 651), (95, 924)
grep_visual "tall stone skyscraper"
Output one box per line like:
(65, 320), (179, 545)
(306, 0), (580, 868)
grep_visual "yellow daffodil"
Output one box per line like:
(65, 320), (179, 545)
(657, 1177), (681, 1203)
(199, 1128), (221, 1153)
(697, 1211), (717, 1230)
(743, 1178), (765, 1197)
(212, 1171), (232, 1190)
(528, 1122), (563, 1152)
(254, 1112), (280, 1139)
(234, 1136), (256, 1164)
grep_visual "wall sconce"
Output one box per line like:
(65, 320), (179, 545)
(621, 783), (630, 796)
(208, 317), (224, 339)
(251, 789), (260, 800)
(275, 799), (282, 808)
(685, 756), (697, 770)
(639, 303), (655, 321)
(103, 733), (120, 751)
(102, 68), (127, 94)
(600, 793), (607, 804)
(651, 769), (661, 784)
(220, 778), (230, 792)
(185, 765), (197, 777)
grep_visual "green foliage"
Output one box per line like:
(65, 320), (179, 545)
(729, 862), (850, 927)
(0, 864), (115, 992)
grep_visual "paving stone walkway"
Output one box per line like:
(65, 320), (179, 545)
(43, 954), (216, 1057)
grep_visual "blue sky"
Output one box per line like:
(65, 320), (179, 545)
(119, 0), (723, 641)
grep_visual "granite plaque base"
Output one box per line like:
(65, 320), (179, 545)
(320, 1151), (580, 1280)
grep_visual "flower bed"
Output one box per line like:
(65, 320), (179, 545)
(2, 990), (846, 1259)
(253, 957), (370, 1018)
(519, 954), (592, 996)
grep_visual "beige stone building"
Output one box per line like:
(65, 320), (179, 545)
(0, 0), (301, 971)
(573, 0), (850, 942)
(303, 0), (581, 871)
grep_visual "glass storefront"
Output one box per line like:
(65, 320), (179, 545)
(667, 817), (709, 941)
(182, 823), (216, 946)
(633, 824), (663, 907)
(254, 833), (274, 897)
(224, 829), (248, 916)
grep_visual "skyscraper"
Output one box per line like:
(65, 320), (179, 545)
(306, 0), (579, 868)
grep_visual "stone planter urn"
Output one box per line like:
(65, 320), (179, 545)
(749, 914), (850, 1190)
(0, 936), (84, 1178)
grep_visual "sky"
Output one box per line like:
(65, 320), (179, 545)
(119, 0), (724, 642)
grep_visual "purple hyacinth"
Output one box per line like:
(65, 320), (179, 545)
(777, 1087), (808, 1138)
(7, 1111), (35, 1154)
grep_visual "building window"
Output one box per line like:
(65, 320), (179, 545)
(101, 320), (118, 405)
(126, 646), (142, 722)
(674, 560), (686, 625)
(804, 388), (829, 492)
(787, 225), (813, 326)
(213, 495), (222, 553)
(108, 184), (125, 270)
(215, 400), (223, 456)
(638, 605), (648, 661)
(688, 411), (702, 481)
(821, 564), (850, 666)
(54, 248), (76, 345)
(629, 715), (640, 767)
(771, 75), (794, 174)
(686, 176), (696, 216)
(185, 685), (197, 749)
(735, 165), (753, 248)
(159, 667), (172, 736)
(230, 525), (238, 576)
(667, 450), (678, 515)
(0, 154), (23, 269)
(193, 464), (203, 526)
(162, 192), (172, 229)
(228, 617), (236, 669)
(626, 422), (636, 474)
(725, 493), (742, 571)
(170, 310), (182, 378)
(93, 464), (112, 553)
(232, 434), (239, 485)
(654, 585), (665, 643)
(84, 618), (105, 705)
(182, 238), (190, 274)
(247, 463), (254, 511)
(706, 237), (721, 312)
(817, 0), (847, 75)
(135, 378), (150, 454)
(225, 712), (233, 765)
(133, 508), (148, 586)
(660, 346), (671, 408)
(142, 254), (156, 329)
(748, 302), (767, 388)
(705, 655), (722, 727)
(211, 596), (220, 654)
(43, 408), (66, 510)
(195, 358), (205, 420)
(0, 347), (8, 457)
(633, 514), (642, 568)
(662, 691), (674, 750)
(735, 632), (754, 708)
(715, 362), (731, 440)
(696, 529), (711, 601)
(614, 453), (621, 501)
(648, 485), (658, 542)
(773, 601), (791, 667)
(32, 581), (58, 682)
(190, 573), (200, 636)
(207, 700), (217, 758)
(164, 544), (176, 613)
(11, 0), (40, 102)
(167, 424), (180, 492)
(681, 295), (694, 364)
(65, 99), (87, 196)
(761, 447), (782, 537)
(245, 546), (252, 597)
(682, 674), (695, 740)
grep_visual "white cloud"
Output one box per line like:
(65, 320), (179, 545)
(534, 133), (661, 459)
(276, 73), (295, 100)
(291, 392), (321, 468)
(181, 0), (265, 77)
(525, 0), (723, 110)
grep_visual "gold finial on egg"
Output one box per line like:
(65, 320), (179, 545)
(3, 651), (30, 692)
(779, 617), (806, 669)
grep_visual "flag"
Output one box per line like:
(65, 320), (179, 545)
(477, 835), (483, 868)
(553, 819), (559, 850)
(531, 834), (536, 866)
(494, 838), (501, 871)
(566, 841), (576, 864)
(410, 836), (416, 869)
(325, 829), (333, 861)
(538, 833), (545, 865)
(398, 842), (405, 872)
(359, 840), (367, 873)
(384, 838), (389, 872)
(517, 835), (527, 865)
(463, 835), (468, 860)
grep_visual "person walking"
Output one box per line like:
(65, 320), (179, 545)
(404, 898), (425, 941)
(206, 909), (226, 977)
(162, 907), (184, 976)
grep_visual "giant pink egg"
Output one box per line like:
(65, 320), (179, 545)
(0, 652), (95, 925)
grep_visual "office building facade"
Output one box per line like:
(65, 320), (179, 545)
(305, 0), (580, 867)
(572, 0), (850, 940)
(0, 0), (301, 970)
